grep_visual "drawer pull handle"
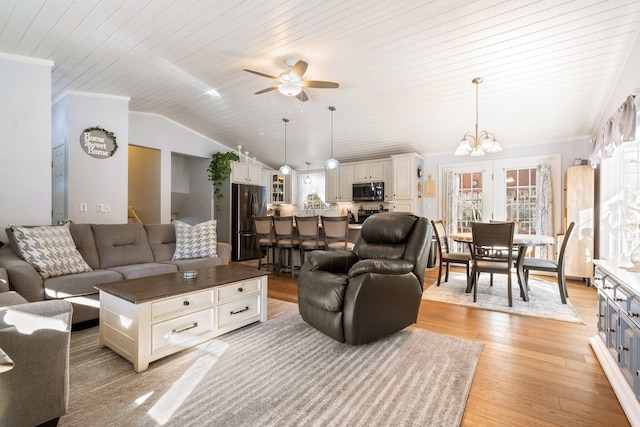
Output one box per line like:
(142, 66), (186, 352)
(614, 297), (626, 302)
(183, 301), (190, 306)
(238, 287), (244, 293)
(597, 314), (605, 318)
(619, 345), (629, 352)
(172, 322), (198, 334)
(230, 306), (250, 316)
(607, 328), (616, 333)
(629, 312), (640, 318)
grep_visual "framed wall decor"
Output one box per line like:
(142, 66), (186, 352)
(79, 126), (118, 159)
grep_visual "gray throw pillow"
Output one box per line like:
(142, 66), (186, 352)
(172, 220), (218, 260)
(10, 223), (92, 278)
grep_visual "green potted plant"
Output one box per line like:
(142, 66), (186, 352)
(208, 151), (240, 209)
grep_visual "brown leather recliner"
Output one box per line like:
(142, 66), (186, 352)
(298, 212), (432, 345)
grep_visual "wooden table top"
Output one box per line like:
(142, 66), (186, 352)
(95, 265), (269, 304)
(450, 232), (555, 246)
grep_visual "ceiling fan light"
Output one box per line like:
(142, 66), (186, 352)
(325, 157), (339, 170)
(278, 81), (302, 96)
(279, 164), (292, 175)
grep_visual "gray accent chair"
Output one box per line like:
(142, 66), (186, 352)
(0, 268), (72, 427)
(298, 212), (432, 345)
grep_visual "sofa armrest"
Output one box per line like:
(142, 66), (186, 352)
(348, 259), (414, 278)
(305, 250), (359, 274)
(0, 300), (72, 426)
(0, 267), (8, 293)
(217, 242), (231, 265)
(0, 246), (44, 302)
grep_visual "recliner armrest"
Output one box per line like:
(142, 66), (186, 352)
(306, 250), (359, 274)
(348, 259), (414, 278)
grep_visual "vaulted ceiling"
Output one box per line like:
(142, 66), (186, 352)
(2, 0), (640, 170)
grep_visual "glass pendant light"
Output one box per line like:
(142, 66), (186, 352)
(279, 118), (291, 175)
(325, 106), (339, 170)
(304, 161), (312, 184)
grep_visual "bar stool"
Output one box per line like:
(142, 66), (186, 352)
(295, 215), (325, 265)
(253, 216), (275, 271)
(321, 216), (354, 251)
(273, 216), (300, 277)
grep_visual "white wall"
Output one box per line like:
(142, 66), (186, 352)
(0, 53), (53, 242)
(129, 112), (231, 223)
(58, 91), (130, 224)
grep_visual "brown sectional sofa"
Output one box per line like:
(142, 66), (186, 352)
(0, 223), (231, 324)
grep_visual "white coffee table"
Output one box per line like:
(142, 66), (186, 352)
(95, 265), (268, 372)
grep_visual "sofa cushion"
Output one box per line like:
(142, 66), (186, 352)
(172, 220), (217, 260)
(160, 257), (224, 271)
(44, 269), (123, 299)
(0, 291), (28, 307)
(92, 224), (155, 269)
(69, 224), (100, 270)
(144, 224), (176, 262)
(107, 263), (178, 280)
(10, 223), (93, 279)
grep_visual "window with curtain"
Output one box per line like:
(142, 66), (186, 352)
(298, 172), (327, 213)
(505, 167), (537, 234)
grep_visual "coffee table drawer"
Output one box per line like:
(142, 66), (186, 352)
(216, 278), (261, 303)
(152, 308), (215, 354)
(151, 289), (214, 321)
(217, 294), (261, 329)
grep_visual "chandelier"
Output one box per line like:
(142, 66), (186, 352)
(455, 77), (502, 156)
(325, 106), (339, 170)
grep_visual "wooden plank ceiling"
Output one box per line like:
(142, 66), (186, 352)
(1, 0), (639, 170)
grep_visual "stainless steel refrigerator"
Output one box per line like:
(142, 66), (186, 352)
(232, 184), (267, 261)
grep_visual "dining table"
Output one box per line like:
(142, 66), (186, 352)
(449, 232), (555, 302)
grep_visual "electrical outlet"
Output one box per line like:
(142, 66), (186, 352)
(96, 203), (112, 213)
(80, 202), (87, 212)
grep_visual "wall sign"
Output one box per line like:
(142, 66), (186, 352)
(79, 126), (118, 159)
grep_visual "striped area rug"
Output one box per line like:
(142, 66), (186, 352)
(60, 299), (482, 426)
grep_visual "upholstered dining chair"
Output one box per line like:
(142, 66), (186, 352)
(522, 221), (575, 304)
(431, 220), (472, 286)
(253, 216), (275, 271)
(273, 216), (300, 278)
(321, 216), (354, 251)
(470, 221), (516, 306)
(294, 215), (325, 265)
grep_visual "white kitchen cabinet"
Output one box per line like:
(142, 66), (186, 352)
(231, 161), (262, 185)
(353, 160), (385, 183)
(270, 171), (298, 204)
(325, 165), (354, 203)
(384, 160), (394, 202)
(391, 153), (423, 216)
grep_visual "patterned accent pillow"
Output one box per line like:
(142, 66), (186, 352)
(10, 223), (92, 279)
(172, 220), (218, 260)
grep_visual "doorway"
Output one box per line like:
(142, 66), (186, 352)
(128, 145), (161, 224)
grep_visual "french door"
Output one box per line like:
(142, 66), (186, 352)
(441, 154), (561, 236)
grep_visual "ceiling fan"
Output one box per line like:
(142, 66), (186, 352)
(243, 58), (339, 102)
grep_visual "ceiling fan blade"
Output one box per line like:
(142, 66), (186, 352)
(255, 86), (278, 94)
(292, 60), (308, 78)
(296, 90), (309, 102)
(243, 69), (279, 80)
(303, 80), (339, 89)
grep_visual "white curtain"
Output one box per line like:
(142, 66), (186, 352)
(590, 94), (637, 165)
(535, 163), (554, 259)
(445, 171), (459, 246)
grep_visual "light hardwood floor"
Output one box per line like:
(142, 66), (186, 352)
(232, 261), (629, 426)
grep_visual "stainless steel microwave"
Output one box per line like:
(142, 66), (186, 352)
(352, 182), (384, 202)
